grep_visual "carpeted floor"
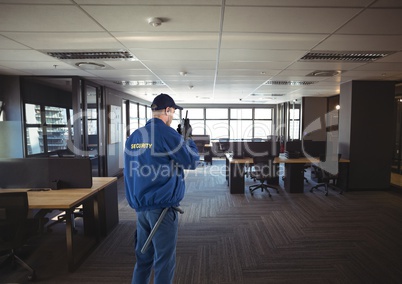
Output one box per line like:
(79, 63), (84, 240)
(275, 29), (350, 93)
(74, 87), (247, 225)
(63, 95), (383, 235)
(1, 159), (402, 284)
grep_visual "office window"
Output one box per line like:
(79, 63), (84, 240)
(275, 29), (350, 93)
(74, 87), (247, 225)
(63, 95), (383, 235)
(254, 120), (272, 139)
(128, 102), (139, 135)
(183, 106), (275, 139)
(254, 108), (272, 119)
(25, 104), (40, 124)
(25, 103), (70, 155)
(146, 106), (152, 120)
(184, 108), (204, 119)
(139, 104), (147, 127)
(230, 108), (252, 119)
(170, 110), (181, 133)
(289, 108), (300, 140)
(86, 108), (97, 135)
(229, 120), (253, 140)
(190, 120), (205, 135)
(180, 108), (204, 134)
(206, 108), (228, 119)
(206, 120), (229, 139)
(254, 108), (273, 139)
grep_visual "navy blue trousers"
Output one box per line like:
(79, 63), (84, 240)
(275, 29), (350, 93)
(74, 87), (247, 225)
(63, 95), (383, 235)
(132, 208), (178, 284)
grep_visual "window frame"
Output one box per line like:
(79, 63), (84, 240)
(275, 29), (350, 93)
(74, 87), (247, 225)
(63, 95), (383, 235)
(24, 103), (71, 156)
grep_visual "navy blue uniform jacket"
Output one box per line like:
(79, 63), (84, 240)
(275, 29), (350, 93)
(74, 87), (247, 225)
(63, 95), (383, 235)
(124, 118), (199, 212)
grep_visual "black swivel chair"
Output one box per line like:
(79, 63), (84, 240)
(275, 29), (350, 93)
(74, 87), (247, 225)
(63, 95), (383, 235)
(218, 139), (230, 153)
(249, 155), (279, 197)
(46, 207), (83, 233)
(310, 154), (342, 196)
(0, 192), (38, 281)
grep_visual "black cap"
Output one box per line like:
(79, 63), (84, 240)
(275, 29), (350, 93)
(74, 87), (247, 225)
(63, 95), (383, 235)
(151, 93), (183, 110)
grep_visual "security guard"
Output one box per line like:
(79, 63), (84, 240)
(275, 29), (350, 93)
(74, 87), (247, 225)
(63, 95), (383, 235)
(124, 93), (199, 284)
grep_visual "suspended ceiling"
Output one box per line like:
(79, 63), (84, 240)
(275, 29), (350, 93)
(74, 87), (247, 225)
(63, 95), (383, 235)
(1, 0), (402, 105)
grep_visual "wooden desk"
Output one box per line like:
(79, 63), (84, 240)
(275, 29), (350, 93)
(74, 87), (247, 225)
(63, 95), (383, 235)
(274, 156), (350, 193)
(226, 156), (253, 194)
(203, 144), (213, 164)
(226, 155), (349, 194)
(1, 177), (118, 272)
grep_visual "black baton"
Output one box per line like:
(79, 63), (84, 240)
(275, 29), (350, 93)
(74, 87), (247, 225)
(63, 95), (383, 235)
(141, 207), (184, 254)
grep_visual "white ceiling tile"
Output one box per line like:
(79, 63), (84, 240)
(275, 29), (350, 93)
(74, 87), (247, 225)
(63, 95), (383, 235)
(337, 9), (402, 34)
(221, 33), (327, 50)
(132, 49), (217, 61)
(0, 35), (30, 49)
(76, 0), (220, 4)
(217, 69), (275, 77)
(142, 60), (216, 70)
(86, 69), (155, 78)
(223, 7), (360, 33)
(2, 32), (125, 50)
(0, 1), (401, 105)
(0, 50), (56, 61)
(314, 35), (402, 51)
(368, 0), (402, 8)
(0, 61), (75, 70)
(339, 69), (399, 78)
(27, 68), (93, 76)
(82, 6), (221, 32)
(287, 61), (366, 71)
(0, 5), (103, 32)
(377, 51), (402, 63)
(156, 69), (215, 76)
(0, 0), (71, 3)
(353, 62), (402, 71)
(268, 74), (327, 82)
(113, 32), (219, 49)
(0, 66), (31, 75)
(218, 61), (289, 70)
(219, 49), (307, 62)
(100, 61), (147, 70)
(226, 0), (372, 7)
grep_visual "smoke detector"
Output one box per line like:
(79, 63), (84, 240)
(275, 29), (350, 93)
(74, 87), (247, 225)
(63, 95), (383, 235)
(148, 17), (162, 27)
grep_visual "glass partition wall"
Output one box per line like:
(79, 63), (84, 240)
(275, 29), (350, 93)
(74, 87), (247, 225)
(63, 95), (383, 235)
(83, 83), (105, 177)
(21, 77), (106, 176)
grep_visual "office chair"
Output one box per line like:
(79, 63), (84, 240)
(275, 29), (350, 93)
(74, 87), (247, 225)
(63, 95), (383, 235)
(46, 207), (83, 233)
(0, 192), (38, 281)
(218, 138), (230, 153)
(249, 155), (279, 197)
(310, 154), (342, 196)
(304, 165), (310, 183)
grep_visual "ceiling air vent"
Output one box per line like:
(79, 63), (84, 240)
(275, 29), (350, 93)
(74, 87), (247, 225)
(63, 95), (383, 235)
(47, 50), (137, 61)
(264, 80), (316, 86)
(306, 70), (342, 77)
(299, 51), (393, 62)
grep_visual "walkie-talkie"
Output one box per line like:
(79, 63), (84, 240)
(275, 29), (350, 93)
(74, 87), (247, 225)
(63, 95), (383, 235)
(183, 110), (191, 139)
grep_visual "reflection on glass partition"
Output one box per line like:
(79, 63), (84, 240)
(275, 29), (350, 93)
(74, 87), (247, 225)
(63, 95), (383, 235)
(26, 127), (43, 155)
(25, 104), (69, 154)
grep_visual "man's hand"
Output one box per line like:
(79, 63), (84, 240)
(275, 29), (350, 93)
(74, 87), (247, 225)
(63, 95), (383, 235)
(183, 124), (192, 140)
(183, 118), (192, 140)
